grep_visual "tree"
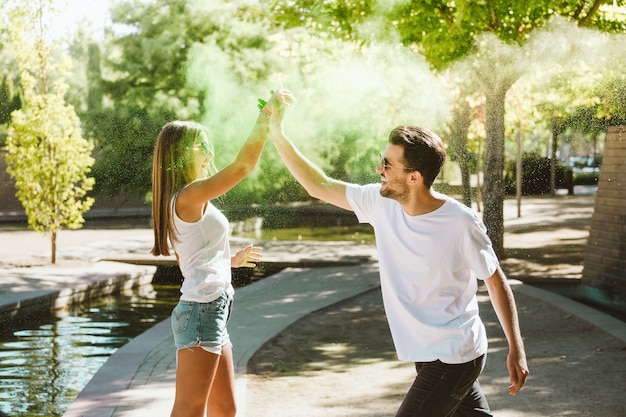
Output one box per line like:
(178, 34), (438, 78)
(0, 75), (21, 128)
(387, 1), (624, 257)
(595, 68), (626, 123)
(65, 27), (103, 114)
(268, 0), (625, 257)
(83, 0), (280, 201)
(444, 89), (478, 208)
(0, 0), (21, 141)
(6, 0), (95, 263)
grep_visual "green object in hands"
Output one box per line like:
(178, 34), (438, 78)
(257, 90), (276, 111)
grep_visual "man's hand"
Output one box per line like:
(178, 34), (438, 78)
(507, 349), (529, 395)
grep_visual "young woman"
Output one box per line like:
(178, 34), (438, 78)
(151, 90), (290, 417)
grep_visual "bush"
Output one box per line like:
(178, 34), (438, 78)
(573, 172), (599, 186)
(504, 152), (570, 195)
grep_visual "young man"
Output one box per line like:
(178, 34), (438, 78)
(266, 92), (528, 416)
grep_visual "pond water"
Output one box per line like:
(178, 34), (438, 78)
(0, 284), (180, 417)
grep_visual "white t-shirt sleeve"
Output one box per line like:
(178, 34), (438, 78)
(461, 213), (500, 280)
(345, 183), (380, 224)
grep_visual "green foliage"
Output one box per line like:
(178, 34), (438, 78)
(504, 152), (569, 195)
(271, 0), (626, 69)
(267, 0), (625, 258)
(65, 29), (104, 114)
(5, 0), (95, 262)
(595, 72), (626, 122)
(269, 0), (374, 39)
(0, 75), (21, 143)
(85, 0), (279, 199)
(81, 109), (161, 199)
(0, 1), (21, 145)
(103, 0), (274, 116)
(319, 129), (380, 184)
(221, 160), (310, 208)
(562, 106), (610, 137)
(573, 171), (599, 186)
(7, 93), (95, 232)
(219, 128), (381, 208)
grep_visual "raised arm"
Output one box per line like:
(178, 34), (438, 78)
(176, 92), (295, 222)
(267, 91), (352, 211)
(484, 266), (529, 396)
(178, 112), (269, 208)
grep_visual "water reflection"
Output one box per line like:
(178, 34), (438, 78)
(0, 284), (180, 417)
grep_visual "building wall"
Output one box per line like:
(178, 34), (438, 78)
(582, 125), (626, 301)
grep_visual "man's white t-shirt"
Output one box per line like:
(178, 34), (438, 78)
(171, 197), (234, 303)
(346, 183), (499, 363)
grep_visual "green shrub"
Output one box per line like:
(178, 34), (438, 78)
(573, 172), (599, 185)
(504, 152), (570, 195)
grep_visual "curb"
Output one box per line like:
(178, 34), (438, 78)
(0, 262), (156, 331)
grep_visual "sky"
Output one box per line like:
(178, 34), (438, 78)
(54, 0), (111, 38)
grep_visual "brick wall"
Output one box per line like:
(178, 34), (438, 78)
(582, 125), (626, 300)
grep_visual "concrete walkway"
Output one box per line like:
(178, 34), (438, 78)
(62, 262), (382, 417)
(1, 192), (625, 417)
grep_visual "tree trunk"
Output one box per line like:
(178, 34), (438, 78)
(459, 155), (472, 207)
(516, 125), (522, 218)
(550, 118), (561, 196)
(51, 230), (56, 264)
(476, 138), (483, 213)
(449, 100), (473, 207)
(483, 89), (507, 258)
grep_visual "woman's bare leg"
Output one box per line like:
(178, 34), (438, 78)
(207, 344), (237, 417)
(170, 347), (220, 417)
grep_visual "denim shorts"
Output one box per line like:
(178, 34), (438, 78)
(171, 292), (233, 355)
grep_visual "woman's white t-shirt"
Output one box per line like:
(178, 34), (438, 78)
(171, 197), (234, 303)
(346, 183), (499, 363)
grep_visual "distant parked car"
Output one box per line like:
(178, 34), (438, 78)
(568, 156), (601, 174)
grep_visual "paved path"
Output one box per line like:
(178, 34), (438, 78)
(1, 192), (625, 417)
(62, 263), (382, 417)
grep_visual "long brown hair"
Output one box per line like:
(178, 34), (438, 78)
(151, 121), (212, 256)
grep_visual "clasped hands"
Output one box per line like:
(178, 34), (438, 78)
(258, 89), (296, 118)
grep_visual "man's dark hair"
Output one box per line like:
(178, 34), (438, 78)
(388, 126), (446, 187)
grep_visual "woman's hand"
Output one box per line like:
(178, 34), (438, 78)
(231, 244), (263, 268)
(259, 89), (296, 116)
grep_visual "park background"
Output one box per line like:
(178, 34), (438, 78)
(1, 2), (626, 416)
(1, 0), (625, 308)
